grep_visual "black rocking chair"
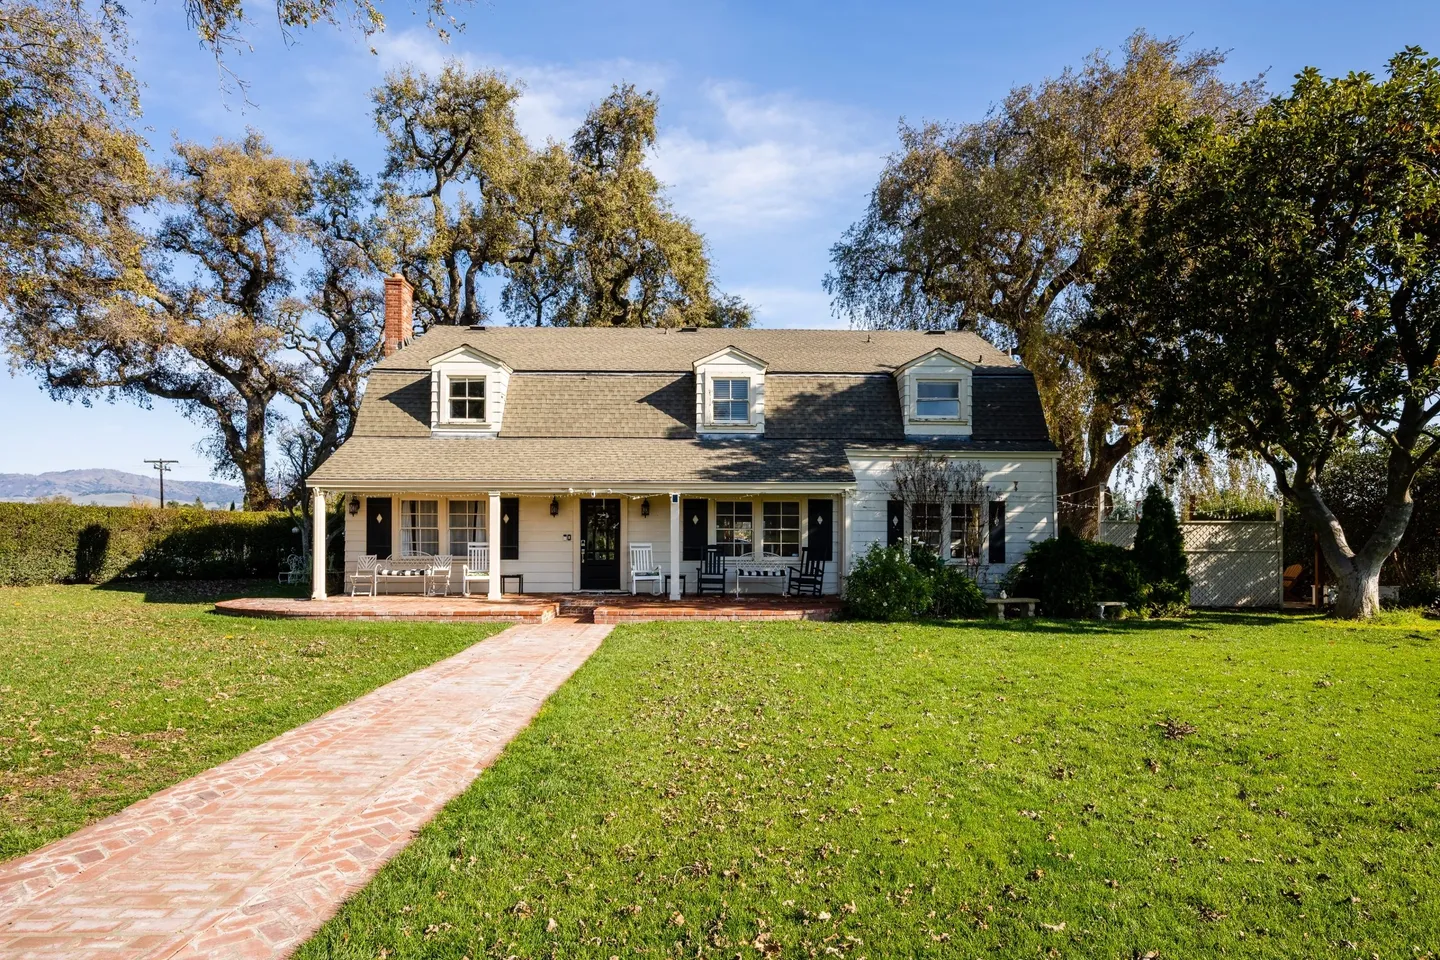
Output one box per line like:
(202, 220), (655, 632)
(696, 546), (727, 595)
(787, 547), (826, 597)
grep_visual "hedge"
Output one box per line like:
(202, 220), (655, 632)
(0, 502), (300, 585)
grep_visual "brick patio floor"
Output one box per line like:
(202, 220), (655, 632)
(0, 619), (611, 960)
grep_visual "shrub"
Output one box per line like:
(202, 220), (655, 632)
(0, 502), (298, 585)
(1133, 485), (1191, 609)
(930, 563), (988, 618)
(1003, 529), (1143, 617)
(843, 544), (933, 621)
(1396, 574), (1440, 610)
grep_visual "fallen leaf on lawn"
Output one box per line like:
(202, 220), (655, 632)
(1040, 921), (1066, 932)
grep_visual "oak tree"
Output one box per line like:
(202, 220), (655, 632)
(1083, 49), (1440, 618)
(827, 32), (1261, 533)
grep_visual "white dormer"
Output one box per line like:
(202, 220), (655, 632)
(693, 345), (767, 437)
(429, 345), (513, 438)
(895, 348), (974, 438)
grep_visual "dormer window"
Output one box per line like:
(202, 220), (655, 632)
(915, 380), (961, 419)
(448, 377), (486, 421)
(712, 378), (750, 423)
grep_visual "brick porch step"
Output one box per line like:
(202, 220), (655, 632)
(215, 596), (557, 623)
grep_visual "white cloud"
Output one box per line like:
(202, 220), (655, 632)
(372, 31), (667, 146)
(369, 33), (886, 235)
(651, 84), (886, 233)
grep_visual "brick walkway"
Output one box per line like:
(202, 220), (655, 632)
(0, 619), (611, 960)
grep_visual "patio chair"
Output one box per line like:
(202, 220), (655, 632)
(350, 555), (378, 597)
(278, 554), (307, 585)
(696, 546), (727, 595)
(629, 542), (664, 595)
(786, 547), (826, 598)
(461, 542), (490, 597)
(426, 554), (455, 596)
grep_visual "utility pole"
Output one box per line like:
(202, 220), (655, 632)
(144, 458), (179, 508)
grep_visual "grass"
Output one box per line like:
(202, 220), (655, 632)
(0, 582), (503, 860)
(296, 612), (1440, 959)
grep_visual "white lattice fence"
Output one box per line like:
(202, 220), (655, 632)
(1100, 520), (1282, 608)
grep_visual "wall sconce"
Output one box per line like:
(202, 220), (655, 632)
(640, 498), (650, 518)
(348, 495), (361, 516)
(550, 496), (560, 517)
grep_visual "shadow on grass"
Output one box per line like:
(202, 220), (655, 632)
(96, 579), (306, 605)
(888, 609), (1325, 635)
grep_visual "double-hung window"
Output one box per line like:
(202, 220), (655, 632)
(911, 502), (943, 555)
(448, 499), (485, 556)
(950, 502), (982, 563)
(448, 377), (486, 421)
(715, 501), (754, 557)
(915, 380), (960, 419)
(762, 501), (800, 558)
(712, 378), (750, 424)
(400, 500), (440, 556)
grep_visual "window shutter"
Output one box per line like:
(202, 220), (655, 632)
(988, 500), (1006, 564)
(806, 499), (833, 561)
(501, 497), (520, 560)
(682, 499), (708, 561)
(886, 500), (904, 547)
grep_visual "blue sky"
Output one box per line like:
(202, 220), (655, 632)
(3, 0), (1436, 483)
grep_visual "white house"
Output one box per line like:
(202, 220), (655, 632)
(305, 275), (1060, 599)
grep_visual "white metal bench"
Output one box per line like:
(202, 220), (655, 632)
(733, 552), (787, 596)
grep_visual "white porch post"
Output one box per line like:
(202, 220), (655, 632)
(487, 492), (502, 600)
(310, 486), (327, 600)
(669, 493), (682, 600)
(840, 491), (854, 595)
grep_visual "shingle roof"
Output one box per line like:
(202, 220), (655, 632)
(972, 370), (1052, 443)
(502, 375), (694, 439)
(309, 437), (856, 485)
(352, 371), (430, 438)
(374, 327), (1015, 373)
(764, 376), (904, 440)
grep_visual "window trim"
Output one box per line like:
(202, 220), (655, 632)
(913, 378), (962, 421)
(399, 498), (441, 557)
(715, 500), (754, 558)
(447, 499), (486, 556)
(761, 500), (801, 559)
(710, 377), (751, 425)
(910, 501), (944, 555)
(445, 375), (488, 423)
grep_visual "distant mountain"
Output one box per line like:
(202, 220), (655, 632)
(0, 469), (245, 509)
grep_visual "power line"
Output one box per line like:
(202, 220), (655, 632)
(143, 458), (179, 508)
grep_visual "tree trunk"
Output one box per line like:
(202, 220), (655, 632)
(1331, 558), (1384, 619)
(1291, 476), (1412, 620)
(1056, 435), (1135, 539)
(239, 398), (275, 511)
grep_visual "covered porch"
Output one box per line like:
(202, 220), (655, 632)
(305, 484), (854, 603)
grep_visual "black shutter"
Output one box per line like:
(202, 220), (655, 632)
(365, 497), (392, 559)
(988, 500), (1006, 563)
(501, 497), (520, 560)
(806, 499), (833, 561)
(886, 500), (904, 547)
(682, 499), (708, 561)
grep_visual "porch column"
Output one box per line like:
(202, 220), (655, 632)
(310, 486), (327, 600)
(669, 493), (682, 600)
(487, 492), (502, 600)
(840, 492), (854, 594)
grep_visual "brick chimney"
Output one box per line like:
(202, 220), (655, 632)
(382, 272), (413, 357)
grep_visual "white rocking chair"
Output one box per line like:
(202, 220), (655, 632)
(629, 542), (663, 595)
(461, 542), (490, 597)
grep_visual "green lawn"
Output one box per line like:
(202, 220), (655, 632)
(0, 582), (502, 860)
(297, 612), (1440, 960)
